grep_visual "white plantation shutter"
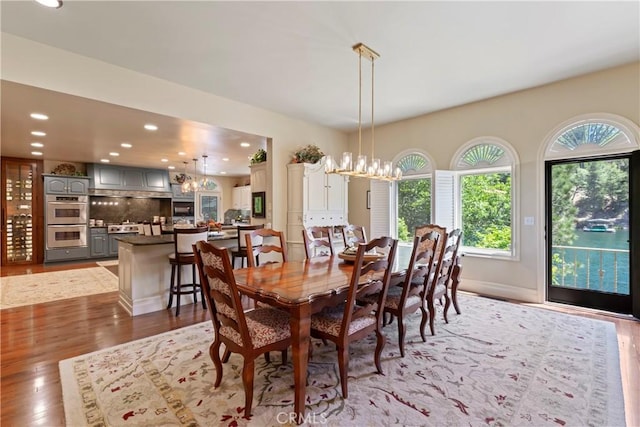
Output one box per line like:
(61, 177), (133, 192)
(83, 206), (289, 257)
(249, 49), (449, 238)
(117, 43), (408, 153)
(369, 180), (393, 238)
(433, 170), (456, 232)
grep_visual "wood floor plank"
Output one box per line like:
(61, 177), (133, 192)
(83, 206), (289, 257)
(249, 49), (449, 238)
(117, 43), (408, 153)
(1, 264), (637, 426)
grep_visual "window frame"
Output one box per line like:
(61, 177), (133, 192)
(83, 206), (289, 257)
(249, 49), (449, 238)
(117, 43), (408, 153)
(449, 137), (520, 260)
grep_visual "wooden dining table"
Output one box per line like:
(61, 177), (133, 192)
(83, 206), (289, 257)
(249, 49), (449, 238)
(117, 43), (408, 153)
(232, 255), (408, 424)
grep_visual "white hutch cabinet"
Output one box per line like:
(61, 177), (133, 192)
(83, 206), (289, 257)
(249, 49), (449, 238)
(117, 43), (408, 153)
(287, 158), (348, 260)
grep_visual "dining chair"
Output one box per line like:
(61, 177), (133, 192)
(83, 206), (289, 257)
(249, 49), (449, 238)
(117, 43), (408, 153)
(444, 229), (463, 315)
(340, 224), (367, 248)
(151, 222), (162, 236)
(310, 236), (398, 398)
(231, 224), (264, 268)
(414, 224), (446, 267)
(246, 228), (287, 267)
(422, 228), (462, 336)
(166, 225), (209, 316)
(302, 226), (334, 259)
(193, 240), (291, 418)
(360, 231), (439, 357)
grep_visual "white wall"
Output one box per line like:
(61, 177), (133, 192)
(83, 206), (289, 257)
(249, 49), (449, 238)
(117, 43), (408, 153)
(348, 62), (640, 302)
(1, 33), (348, 233)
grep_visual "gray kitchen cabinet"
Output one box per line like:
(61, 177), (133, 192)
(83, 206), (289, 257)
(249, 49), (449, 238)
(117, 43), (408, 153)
(44, 247), (89, 262)
(89, 227), (109, 258)
(171, 183), (194, 201)
(44, 175), (89, 195)
(87, 164), (171, 192)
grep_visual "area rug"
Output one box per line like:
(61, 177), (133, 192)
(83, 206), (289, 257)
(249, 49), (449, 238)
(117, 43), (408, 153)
(96, 260), (119, 267)
(0, 267), (118, 309)
(59, 294), (626, 426)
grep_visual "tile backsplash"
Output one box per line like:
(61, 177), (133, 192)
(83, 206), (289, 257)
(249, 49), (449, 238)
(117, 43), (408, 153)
(89, 197), (171, 224)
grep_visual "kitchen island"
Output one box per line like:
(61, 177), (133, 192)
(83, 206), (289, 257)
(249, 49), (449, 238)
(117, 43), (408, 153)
(116, 231), (237, 316)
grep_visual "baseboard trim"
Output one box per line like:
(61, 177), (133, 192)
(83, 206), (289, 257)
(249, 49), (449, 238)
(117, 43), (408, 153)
(460, 279), (539, 303)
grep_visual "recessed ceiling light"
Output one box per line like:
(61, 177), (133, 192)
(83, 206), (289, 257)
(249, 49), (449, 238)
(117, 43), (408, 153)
(31, 151), (43, 156)
(222, 157), (229, 162)
(161, 158), (168, 162)
(100, 159), (110, 163)
(178, 151), (186, 156)
(30, 142), (44, 148)
(30, 113), (48, 120)
(220, 171), (227, 175)
(144, 124), (158, 131)
(121, 142), (132, 148)
(35, 0), (63, 8)
(31, 131), (46, 137)
(168, 165), (175, 170)
(240, 142), (251, 148)
(109, 152), (119, 156)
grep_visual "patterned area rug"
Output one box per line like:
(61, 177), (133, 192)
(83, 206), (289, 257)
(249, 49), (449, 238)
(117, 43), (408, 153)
(59, 294), (626, 426)
(0, 266), (118, 309)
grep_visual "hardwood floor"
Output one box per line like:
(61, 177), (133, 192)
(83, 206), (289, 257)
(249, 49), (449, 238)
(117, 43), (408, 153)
(1, 263), (638, 426)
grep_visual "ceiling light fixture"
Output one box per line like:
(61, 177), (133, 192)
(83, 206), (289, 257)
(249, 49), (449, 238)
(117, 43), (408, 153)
(30, 142), (44, 148)
(240, 142), (251, 148)
(325, 43), (401, 181)
(144, 124), (158, 131)
(31, 151), (43, 156)
(109, 152), (119, 156)
(180, 161), (191, 192)
(100, 159), (110, 163)
(30, 113), (48, 120)
(121, 142), (132, 148)
(168, 165), (175, 170)
(35, 0), (63, 9)
(182, 158), (199, 193)
(31, 131), (46, 137)
(199, 155), (210, 190)
(161, 158), (168, 162)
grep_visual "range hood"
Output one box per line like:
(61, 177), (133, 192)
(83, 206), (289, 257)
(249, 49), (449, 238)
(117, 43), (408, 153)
(89, 189), (172, 198)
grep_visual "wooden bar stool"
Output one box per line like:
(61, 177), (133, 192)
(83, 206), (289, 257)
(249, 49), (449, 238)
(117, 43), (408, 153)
(230, 224), (264, 268)
(167, 225), (209, 316)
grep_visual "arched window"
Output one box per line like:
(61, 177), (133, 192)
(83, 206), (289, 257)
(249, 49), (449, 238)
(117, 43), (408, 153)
(395, 151), (433, 243)
(545, 115), (638, 159)
(450, 137), (519, 257)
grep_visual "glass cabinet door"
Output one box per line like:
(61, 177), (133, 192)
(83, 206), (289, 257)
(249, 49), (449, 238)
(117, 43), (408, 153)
(2, 158), (42, 265)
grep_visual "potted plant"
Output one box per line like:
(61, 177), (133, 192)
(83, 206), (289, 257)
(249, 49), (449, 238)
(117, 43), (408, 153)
(250, 148), (267, 164)
(174, 173), (190, 184)
(292, 144), (324, 164)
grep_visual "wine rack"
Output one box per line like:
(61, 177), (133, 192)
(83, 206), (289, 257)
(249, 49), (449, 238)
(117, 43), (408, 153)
(1, 157), (43, 265)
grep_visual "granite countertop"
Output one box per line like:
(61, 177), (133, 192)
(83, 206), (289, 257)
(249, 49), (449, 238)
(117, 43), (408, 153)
(116, 232), (238, 246)
(115, 235), (174, 245)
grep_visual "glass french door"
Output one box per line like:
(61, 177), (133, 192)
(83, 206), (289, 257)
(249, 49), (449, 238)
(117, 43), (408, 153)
(545, 153), (636, 315)
(195, 191), (222, 224)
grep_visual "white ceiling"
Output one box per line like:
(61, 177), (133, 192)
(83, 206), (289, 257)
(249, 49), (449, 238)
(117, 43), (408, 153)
(1, 1), (638, 176)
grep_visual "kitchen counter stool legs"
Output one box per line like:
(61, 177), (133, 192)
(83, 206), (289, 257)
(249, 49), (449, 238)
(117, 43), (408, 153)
(167, 226), (209, 316)
(167, 255), (206, 316)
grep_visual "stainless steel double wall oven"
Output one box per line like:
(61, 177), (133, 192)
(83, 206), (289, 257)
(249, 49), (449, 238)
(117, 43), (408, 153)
(45, 194), (88, 248)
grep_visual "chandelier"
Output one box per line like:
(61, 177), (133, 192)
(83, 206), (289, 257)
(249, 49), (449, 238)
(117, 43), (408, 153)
(181, 155), (213, 192)
(325, 43), (402, 181)
(181, 158), (199, 192)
